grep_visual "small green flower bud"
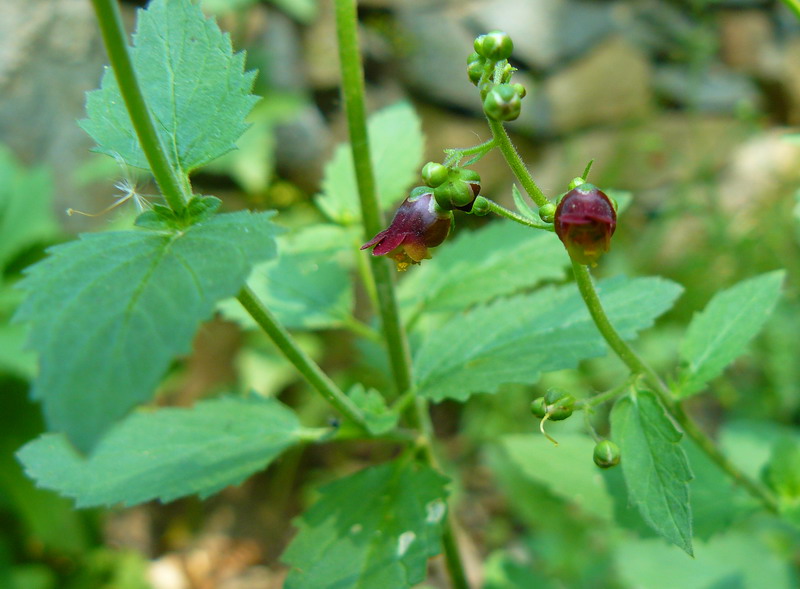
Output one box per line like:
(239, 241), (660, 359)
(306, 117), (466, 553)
(474, 31), (513, 62)
(593, 440), (621, 469)
(530, 397), (547, 419)
(434, 180), (474, 210)
(467, 52), (487, 86)
(483, 83), (522, 121)
(471, 196), (490, 216)
(548, 396), (575, 421)
(568, 176), (585, 190)
(544, 388), (569, 405)
(538, 203), (556, 223)
(512, 83), (527, 99)
(543, 388), (575, 421)
(422, 162), (449, 188)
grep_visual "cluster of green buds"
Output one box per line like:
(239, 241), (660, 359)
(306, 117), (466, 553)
(422, 162), (482, 212)
(467, 31), (527, 122)
(530, 388), (576, 422)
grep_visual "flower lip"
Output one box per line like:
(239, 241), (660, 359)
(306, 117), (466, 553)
(361, 190), (453, 270)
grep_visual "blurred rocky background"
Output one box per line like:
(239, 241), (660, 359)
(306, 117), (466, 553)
(2, 0), (800, 587)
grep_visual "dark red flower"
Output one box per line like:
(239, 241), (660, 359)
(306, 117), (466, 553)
(361, 190), (453, 271)
(554, 183), (616, 266)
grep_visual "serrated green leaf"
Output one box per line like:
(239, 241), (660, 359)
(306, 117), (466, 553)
(677, 271), (785, 398)
(17, 395), (302, 507)
(414, 276), (682, 402)
(610, 390), (693, 555)
(347, 384), (398, 436)
(399, 221), (569, 317)
(283, 460), (448, 588)
(0, 147), (59, 269)
(15, 211), (280, 452)
(498, 434), (614, 521)
(317, 102), (424, 224)
(222, 223), (354, 330)
(81, 0), (258, 175)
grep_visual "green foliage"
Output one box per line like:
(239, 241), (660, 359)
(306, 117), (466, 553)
(611, 390), (693, 555)
(347, 384), (399, 436)
(614, 533), (795, 589)
(498, 434), (614, 521)
(0, 380), (90, 554)
(763, 437), (800, 522)
(0, 147), (59, 268)
(414, 276), (682, 402)
(677, 271), (785, 398)
(81, 0), (258, 175)
(283, 459), (449, 588)
(15, 211), (280, 452)
(201, 0), (318, 23)
(224, 224), (354, 330)
(17, 395), (303, 507)
(317, 102), (424, 224)
(399, 221), (569, 317)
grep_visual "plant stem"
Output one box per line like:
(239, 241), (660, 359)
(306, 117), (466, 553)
(334, 2), (469, 585)
(781, 0), (800, 20)
(237, 286), (369, 432)
(483, 198), (554, 231)
(443, 138), (496, 167)
(580, 380), (633, 410)
(89, 0), (189, 213)
(487, 118), (550, 208)
(334, 0), (413, 396)
(570, 261), (779, 513)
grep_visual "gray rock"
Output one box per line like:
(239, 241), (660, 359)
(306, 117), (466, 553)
(0, 0), (106, 215)
(653, 65), (761, 113)
(516, 36), (652, 136)
(395, 2), (481, 112)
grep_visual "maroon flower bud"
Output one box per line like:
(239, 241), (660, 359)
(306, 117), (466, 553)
(361, 190), (453, 271)
(554, 183), (617, 266)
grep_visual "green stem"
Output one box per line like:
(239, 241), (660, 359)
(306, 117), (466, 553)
(334, 2), (468, 585)
(237, 286), (369, 432)
(570, 261), (779, 513)
(334, 0), (412, 396)
(443, 138), (496, 167)
(483, 198), (554, 231)
(487, 118), (549, 208)
(579, 380), (633, 410)
(89, 0), (189, 213)
(780, 0), (800, 20)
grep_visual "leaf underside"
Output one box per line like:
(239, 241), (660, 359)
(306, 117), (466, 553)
(611, 390), (694, 555)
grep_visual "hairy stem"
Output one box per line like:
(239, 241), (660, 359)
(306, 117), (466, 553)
(89, 0), (189, 212)
(487, 118), (550, 208)
(571, 261), (779, 513)
(483, 197), (554, 230)
(334, 0), (412, 396)
(334, 2), (469, 585)
(237, 286), (369, 432)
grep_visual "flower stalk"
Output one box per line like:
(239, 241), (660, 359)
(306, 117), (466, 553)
(89, 0), (189, 213)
